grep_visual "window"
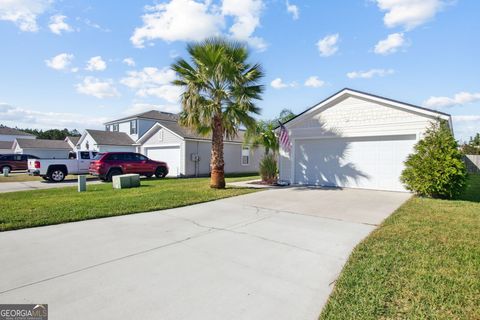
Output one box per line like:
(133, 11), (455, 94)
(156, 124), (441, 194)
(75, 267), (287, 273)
(113, 124), (119, 132)
(80, 152), (91, 159)
(130, 120), (137, 135)
(241, 147), (250, 166)
(13, 155), (22, 161)
(105, 125), (111, 131)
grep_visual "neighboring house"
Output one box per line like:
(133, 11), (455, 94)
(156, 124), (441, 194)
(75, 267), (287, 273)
(278, 88), (452, 192)
(65, 136), (80, 150)
(13, 138), (72, 158)
(0, 141), (14, 154)
(77, 129), (136, 153)
(0, 126), (36, 154)
(0, 126), (36, 141)
(88, 110), (262, 177)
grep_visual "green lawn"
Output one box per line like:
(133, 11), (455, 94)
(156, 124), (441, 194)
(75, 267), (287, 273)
(320, 174), (480, 319)
(0, 174), (260, 232)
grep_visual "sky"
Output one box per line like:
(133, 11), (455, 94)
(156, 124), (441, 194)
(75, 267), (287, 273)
(0, 0), (478, 142)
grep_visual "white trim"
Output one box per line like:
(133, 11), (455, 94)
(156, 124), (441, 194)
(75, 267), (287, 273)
(136, 123), (184, 144)
(143, 143), (181, 149)
(241, 146), (250, 166)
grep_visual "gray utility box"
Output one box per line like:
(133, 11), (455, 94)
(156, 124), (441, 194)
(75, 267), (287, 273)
(112, 174), (141, 189)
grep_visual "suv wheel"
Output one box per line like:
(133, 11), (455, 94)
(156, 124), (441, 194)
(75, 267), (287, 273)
(155, 167), (168, 178)
(49, 169), (66, 182)
(1, 165), (12, 173)
(106, 168), (122, 182)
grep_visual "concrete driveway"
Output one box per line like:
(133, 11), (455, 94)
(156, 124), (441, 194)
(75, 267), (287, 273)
(0, 178), (103, 193)
(0, 187), (410, 320)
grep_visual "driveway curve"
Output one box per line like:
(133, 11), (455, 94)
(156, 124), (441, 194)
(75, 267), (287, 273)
(0, 187), (410, 320)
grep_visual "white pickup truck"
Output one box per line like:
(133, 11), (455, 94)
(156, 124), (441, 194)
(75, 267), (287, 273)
(28, 150), (98, 182)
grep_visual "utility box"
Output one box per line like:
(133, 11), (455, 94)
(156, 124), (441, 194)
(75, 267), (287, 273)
(2, 167), (9, 177)
(78, 175), (87, 192)
(112, 174), (141, 189)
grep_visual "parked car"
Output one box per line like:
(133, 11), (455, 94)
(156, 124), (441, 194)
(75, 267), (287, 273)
(89, 152), (169, 181)
(0, 154), (39, 172)
(27, 150), (98, 182)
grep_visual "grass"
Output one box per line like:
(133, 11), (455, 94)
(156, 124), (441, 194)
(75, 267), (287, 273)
(0, 174), (260, 232)
(0, 173), (95, 183)
(320, 174), (480, 320)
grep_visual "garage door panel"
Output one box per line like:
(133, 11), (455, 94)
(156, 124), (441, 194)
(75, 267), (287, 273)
(145, 146), (181, 177)
(294, 135), (416, 191)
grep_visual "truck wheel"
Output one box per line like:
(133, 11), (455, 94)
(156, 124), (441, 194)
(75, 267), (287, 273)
(41, 176), (50, 181)
(106, 168), (122, 182)
(155, 167), (168, 178)
(49, 169), (66, 182)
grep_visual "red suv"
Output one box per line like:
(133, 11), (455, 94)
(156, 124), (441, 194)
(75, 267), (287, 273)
(0, 154), (39, 172)
(89, 152), (169, 181)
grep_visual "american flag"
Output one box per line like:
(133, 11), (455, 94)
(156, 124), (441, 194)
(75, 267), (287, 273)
(278, 122), (291, 152)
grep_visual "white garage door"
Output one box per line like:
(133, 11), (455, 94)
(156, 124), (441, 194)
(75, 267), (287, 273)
(294, 135), (416, 192)
(145, 146), (181, 177)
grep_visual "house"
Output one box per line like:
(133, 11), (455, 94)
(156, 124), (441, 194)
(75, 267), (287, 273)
(13, 138), (72, 158)
(0, 126), (36, 154)
(80, 110), (262, 177)
(65, 136), (80, 150)
(278, 88), (452, 192)
(76, 129), (136, 153)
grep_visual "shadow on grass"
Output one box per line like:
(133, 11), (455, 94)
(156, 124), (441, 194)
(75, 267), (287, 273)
(457, 174), (480, 203)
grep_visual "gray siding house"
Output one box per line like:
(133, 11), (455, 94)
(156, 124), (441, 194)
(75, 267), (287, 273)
(79, 110), (262, 177)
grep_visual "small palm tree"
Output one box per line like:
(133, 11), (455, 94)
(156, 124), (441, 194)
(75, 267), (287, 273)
(244, 120), (279, 156)
(171, 38), (264, 188)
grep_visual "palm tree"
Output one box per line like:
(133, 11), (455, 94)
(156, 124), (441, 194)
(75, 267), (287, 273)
(171, 38), (264, 188)
(244, 120), (279, 156)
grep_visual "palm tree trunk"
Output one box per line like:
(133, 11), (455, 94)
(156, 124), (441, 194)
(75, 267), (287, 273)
(210, 113), (225, 189)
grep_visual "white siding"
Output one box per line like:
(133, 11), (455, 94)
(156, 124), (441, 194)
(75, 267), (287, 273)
(15, 147), (70, 159)
(140, 127), (185, 175)
(78, 134), (99, 151)
(279, 95), (435, 183)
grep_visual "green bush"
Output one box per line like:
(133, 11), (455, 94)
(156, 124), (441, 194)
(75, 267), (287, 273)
(259, 153), (278, 184)
(401, 120), (467, 199)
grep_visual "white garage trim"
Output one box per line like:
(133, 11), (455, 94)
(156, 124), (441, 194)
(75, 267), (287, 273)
(145, 145), (181, 177)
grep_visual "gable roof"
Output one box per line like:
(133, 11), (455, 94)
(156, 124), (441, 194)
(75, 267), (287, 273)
(15, 138), (71, 150)
(136, 122), (245, 144)
(65, 136), (80, 145)
(0, 126), (35, 137)
(280, 88), (452, 128)
(0, 141), (13, 150)
(85, 129), (135, 146)
(104, 110), (179, 124)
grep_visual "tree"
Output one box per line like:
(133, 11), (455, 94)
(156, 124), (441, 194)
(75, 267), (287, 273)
(277, 109), (295, 123)
(171, 38), (264, 189)
(400, 120), (467, 199)
(244, 120), (278, 156)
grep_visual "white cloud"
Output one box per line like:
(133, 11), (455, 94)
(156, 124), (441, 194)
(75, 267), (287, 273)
(130, 0), (266, 51)
(85, 56), (107, 71)
(453, 115), (480, 122)
(0, 0), (52, 32)
(347, 68), (395, 79)
(452, 115), (480, 142)
(374, 0), (446, 30)
(222, 0), (266, 51)
(120, 67), (181, 103)
(123, 57), (136, 67)
(374, 32), (406, 55)
(124, 103), (180, 115)
(317, 34), (339, 57)
(45, 53), (74, 71)
(424, 92), (480, 108)
(75, 77), (119, 99)
(304, 76), (325, 88)
(286, 1), (299, 20)
(270, 78), (296, 89)
(0, 102), (107, 130)
(130, 0), (224, 48)
(48, 14), (73, 35)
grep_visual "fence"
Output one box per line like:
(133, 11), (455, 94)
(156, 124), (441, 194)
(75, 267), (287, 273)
(464, 155), (480, 174)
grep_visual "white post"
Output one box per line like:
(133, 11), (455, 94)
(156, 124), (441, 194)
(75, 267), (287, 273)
(2, 167), (10, 177)
(78, 175), (87, 192)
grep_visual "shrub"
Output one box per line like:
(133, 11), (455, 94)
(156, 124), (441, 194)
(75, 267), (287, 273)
(259, 153), (278, 184)
(401, 120), (467, 199)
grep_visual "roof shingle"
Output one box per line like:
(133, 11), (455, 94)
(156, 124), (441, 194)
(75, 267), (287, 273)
(0, 126), (35, 137)
(15, 138), (71, 149)
(86, 129), (135, 146)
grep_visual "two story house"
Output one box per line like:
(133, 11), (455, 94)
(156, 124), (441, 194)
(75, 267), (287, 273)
(76, 110), (262, 177)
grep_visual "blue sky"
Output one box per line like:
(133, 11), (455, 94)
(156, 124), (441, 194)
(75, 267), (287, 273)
(0, 0), (478, 141)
